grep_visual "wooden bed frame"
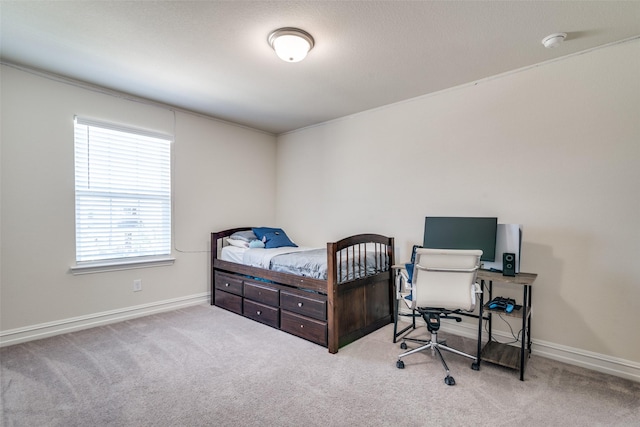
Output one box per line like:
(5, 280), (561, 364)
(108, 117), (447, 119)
(211, 227), (395, 353)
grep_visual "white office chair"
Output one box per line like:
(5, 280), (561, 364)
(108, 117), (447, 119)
(395, 248), (482, 386)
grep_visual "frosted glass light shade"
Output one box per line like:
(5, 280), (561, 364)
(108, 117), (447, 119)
(268, 28), (314, 63)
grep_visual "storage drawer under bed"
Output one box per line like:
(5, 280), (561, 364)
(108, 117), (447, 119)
(244, 280), (279, 306)
(280, 289), (327, 321)
(281, 310), (327, 346)
(213, 269), (329, 348)
(214, 289), (243, 315)
(244, 299), (279, 328)
(214, 271), (244, 296)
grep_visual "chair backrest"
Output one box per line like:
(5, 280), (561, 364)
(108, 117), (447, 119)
(410, 248), (482, 311)
(410, 244), (422, 264)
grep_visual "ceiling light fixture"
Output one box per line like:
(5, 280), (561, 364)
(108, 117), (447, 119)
(542, 33), (567, 48)
(268, 27), (314, 62)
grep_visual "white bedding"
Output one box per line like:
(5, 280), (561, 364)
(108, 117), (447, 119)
(241, 246), (317, 269)
(220, 245), (246, 264)
(220, 246), (318, 268)
(220, 243), (388, 281)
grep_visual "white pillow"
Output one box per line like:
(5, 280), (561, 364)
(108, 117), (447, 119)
(226, 238), (249, 248)
(230, 230), (258, 242)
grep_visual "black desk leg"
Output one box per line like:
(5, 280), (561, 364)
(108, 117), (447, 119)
(528, 285), (532, 355)
(476, 280), (484, 368)
(519, 285), (528, 381)
(488, 281), (493, 341)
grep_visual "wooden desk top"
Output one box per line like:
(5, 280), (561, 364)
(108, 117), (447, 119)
(477, 269), (537, 286)
(391, 264), (537, 285)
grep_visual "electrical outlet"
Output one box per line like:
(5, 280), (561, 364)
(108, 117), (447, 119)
(133, 279), (142, 292)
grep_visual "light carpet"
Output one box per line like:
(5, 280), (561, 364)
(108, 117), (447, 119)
(1, 304), (639, 426)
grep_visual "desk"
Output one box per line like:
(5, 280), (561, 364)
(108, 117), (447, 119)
(476, 270), (538, 381)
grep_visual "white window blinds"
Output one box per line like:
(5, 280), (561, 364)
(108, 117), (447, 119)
(74, 117), (172, 263)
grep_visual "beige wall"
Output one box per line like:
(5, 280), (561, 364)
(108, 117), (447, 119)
(0, 65), (277, 335)
(276, 40), (640, 364)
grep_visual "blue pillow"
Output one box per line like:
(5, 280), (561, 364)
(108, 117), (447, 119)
(263, 231), (297, 249)
(252, 227), (284, 240)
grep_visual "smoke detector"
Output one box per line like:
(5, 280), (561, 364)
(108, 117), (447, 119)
(542, 33), (567, 49)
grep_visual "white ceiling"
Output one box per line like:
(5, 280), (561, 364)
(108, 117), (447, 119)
(2, 1), (640, 134)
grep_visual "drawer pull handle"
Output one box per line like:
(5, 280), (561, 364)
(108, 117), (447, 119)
(225, 283), (230, 287)
(298, 302), (303, 307)
(257, 311), (262, 316)
(300, 324), (304, 328)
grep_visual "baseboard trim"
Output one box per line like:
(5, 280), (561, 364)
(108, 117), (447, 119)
(532, 339), (640, 383)
(0, 292), (210, 347)
(398, 317), (640, 383)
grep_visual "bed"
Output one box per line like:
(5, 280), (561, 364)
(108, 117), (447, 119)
(211, 227), (395, 353)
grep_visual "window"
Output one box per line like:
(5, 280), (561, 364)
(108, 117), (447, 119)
(73, 117), (172, 267)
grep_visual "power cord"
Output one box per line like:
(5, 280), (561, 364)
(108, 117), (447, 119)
(484, 315), (522, 345)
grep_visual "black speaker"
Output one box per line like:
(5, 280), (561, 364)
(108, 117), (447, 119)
(503, 253), (516, 276)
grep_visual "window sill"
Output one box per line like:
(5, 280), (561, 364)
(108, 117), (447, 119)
(69, 256), (175, 275)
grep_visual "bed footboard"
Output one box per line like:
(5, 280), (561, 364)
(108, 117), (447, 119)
(327, 234), (395, 353)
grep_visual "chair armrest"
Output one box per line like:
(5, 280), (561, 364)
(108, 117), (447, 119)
(469, 282), (482, 311)
(394, 266), (412, 299)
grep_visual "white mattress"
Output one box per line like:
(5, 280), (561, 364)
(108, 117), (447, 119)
(220, 245), (246, 264)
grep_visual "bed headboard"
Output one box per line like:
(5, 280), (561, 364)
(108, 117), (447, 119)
(211, 227), (253, 260)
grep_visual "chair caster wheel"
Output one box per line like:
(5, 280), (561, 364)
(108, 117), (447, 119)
(400, 342), (408, 350)
(396, 360), (405, 369)
(471, 362), (480, 371)
(444, 375), (456, 386)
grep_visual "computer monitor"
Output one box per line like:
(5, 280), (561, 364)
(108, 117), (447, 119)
(423, 216), (498, 262)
